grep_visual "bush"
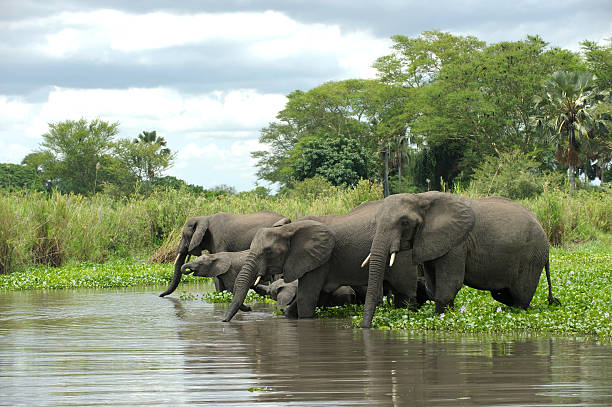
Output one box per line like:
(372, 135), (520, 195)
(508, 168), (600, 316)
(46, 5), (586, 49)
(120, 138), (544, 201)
(284, 177), (339, 200)
(526, 189), (612, 245)
(467, 150), (563, 200)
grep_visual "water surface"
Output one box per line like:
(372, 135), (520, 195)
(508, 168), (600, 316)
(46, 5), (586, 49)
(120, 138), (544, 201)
(1, 283), (610, 406)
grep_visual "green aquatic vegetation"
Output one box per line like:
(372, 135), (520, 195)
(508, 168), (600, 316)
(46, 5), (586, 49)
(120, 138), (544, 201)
(318, 244), (611, 339)
(0, 259), (189, 290)
(178, 286), (274, 304)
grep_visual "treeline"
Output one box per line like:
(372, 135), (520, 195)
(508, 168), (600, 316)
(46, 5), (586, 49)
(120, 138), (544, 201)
(0, 119), (231, 198)
(253, 31), (611, 194)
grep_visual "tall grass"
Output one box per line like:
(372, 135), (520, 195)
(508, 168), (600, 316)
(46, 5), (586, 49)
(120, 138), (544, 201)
(1, 180), (609, 274)
(0, 180), (381, 273)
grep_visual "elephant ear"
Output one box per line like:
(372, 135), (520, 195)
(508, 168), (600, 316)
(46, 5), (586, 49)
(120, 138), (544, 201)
(276, 281), (298, 306)
(272, 217), (291, 227)
(188, 216), (209, 253)
(209, 254), (231, 277)
(283, 221), (335, 283)
(413, 193), (475, 263)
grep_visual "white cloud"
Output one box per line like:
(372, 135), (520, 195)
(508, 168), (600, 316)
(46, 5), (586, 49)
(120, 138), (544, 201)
(34, 86), (286, 136)
(5, 8), (390, 77)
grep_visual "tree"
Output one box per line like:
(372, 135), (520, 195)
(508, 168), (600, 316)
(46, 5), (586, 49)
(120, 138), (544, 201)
(131, 130), (173, 182)
(375, 32), (584, 188)
(253, 80), (380, 189)
(290, 135), (376, 187)
(532, 71), (609, 189)
(37, 119), (119, 195)
(582, 38), (612, 91)
(0, 163), (44, 191)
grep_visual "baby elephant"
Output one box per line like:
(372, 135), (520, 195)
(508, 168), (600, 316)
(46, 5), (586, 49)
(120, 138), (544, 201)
(181, 250), (254, 312)
(253, 279), (360, 317)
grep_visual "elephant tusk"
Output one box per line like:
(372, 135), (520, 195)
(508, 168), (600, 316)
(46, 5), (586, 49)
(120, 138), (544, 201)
(361, 253), (371, 268)
(389, 252), (396, 268)
(252, 276), (261, 287)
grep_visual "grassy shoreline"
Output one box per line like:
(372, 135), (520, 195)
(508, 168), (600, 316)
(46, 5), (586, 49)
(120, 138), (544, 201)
(2, 242), (609, 339)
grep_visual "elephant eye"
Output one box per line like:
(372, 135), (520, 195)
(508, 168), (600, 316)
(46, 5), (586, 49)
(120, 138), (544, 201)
(400, 218), (411, 227)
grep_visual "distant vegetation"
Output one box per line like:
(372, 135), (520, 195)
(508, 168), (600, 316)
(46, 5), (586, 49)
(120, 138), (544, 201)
(254, 32), (611, 194)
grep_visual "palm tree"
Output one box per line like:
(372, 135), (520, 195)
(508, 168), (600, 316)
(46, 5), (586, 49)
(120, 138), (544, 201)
(133, 130), (172, 181)
(532, 71), (608, 189)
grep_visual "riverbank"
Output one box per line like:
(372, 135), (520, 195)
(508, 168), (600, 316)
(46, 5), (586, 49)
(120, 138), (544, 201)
(2, 185), (610, 274)
(2, 241), (609, 339)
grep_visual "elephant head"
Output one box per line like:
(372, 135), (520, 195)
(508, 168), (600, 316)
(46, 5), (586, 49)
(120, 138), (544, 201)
(159, 216), (212, 297)
(253, 279), (298, 309)
(181, 252), (233, 279)
(222, 220), (335, 322)
(361, 192), (475, 328)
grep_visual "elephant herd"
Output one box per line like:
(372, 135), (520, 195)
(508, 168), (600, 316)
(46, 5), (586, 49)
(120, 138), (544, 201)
(159, 192), (561, 329)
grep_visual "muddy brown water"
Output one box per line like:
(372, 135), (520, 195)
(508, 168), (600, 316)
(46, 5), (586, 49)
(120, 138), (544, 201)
(1, 282), (610, 406)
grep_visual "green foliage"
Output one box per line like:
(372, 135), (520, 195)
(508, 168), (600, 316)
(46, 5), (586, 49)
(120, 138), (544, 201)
(466, 150), (563, 200)
(0, 163), (45, 191)
(0, 259), (191, 289)
(0, 183), (382, 273)
(124, 130), (174, 182)
(375, 32), (584, 186)
(283, 176), (338, 199)
(253, 79), (381, 188)
(527, 189), (612, 245)
(291, 136), (377, 186)
(531, 71), (610, 188)
(581, 38), (612, 91)
(37, 118), (120, 195)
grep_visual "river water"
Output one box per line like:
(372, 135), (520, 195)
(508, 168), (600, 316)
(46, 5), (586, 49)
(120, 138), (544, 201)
(1, 283), (610, 406)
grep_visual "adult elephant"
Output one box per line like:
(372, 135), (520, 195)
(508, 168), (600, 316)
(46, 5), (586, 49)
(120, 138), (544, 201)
(222, 200), (420, 322)
(159, 211), (290, 297)
(361, 191), (561, 328)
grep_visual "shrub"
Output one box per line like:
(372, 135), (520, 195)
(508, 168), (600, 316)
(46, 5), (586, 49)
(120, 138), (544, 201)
(467, 150), (563, 200)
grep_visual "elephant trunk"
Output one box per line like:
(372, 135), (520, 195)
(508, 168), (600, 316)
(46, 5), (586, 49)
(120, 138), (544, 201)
(159, 252), (188, 297)
(222, 252), (259, 322)
(361, 240), (390, 329)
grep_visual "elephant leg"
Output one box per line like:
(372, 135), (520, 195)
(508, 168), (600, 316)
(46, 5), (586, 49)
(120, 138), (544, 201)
(490, 288), (515, 306)
(296, 264), (329, 319)
(508, 264), (542, 309)
(431, 246), (466, 314)
(284, 301), (299, 319)
(214, 277), (223, 292)
(316, 290), (331, 308)
(386, 251), (418, 310)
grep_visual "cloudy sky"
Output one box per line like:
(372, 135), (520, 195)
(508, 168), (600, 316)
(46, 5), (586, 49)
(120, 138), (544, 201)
(1, 1), (611, 191)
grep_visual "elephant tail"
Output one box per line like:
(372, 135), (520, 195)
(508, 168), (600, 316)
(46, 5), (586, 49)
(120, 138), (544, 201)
(545, 260), (561, 306)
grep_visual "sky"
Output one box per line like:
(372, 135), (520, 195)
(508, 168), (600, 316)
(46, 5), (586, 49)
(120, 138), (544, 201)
(1, 1), (611, 191)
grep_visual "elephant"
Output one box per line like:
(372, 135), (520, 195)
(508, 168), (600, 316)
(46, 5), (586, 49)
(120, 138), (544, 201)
(222, 199), (420, 322)
(360, 191), (561, 328)
(253, 279), (361, 312)
(159, 211), (290, 297)
(181, 250), (255, 312)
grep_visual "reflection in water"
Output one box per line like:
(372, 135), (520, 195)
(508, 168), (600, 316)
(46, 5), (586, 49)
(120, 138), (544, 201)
(0, 284), (610, 406)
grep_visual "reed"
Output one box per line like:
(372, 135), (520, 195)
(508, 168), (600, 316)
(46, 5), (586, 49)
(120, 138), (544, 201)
(0, 180), (382, 273)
